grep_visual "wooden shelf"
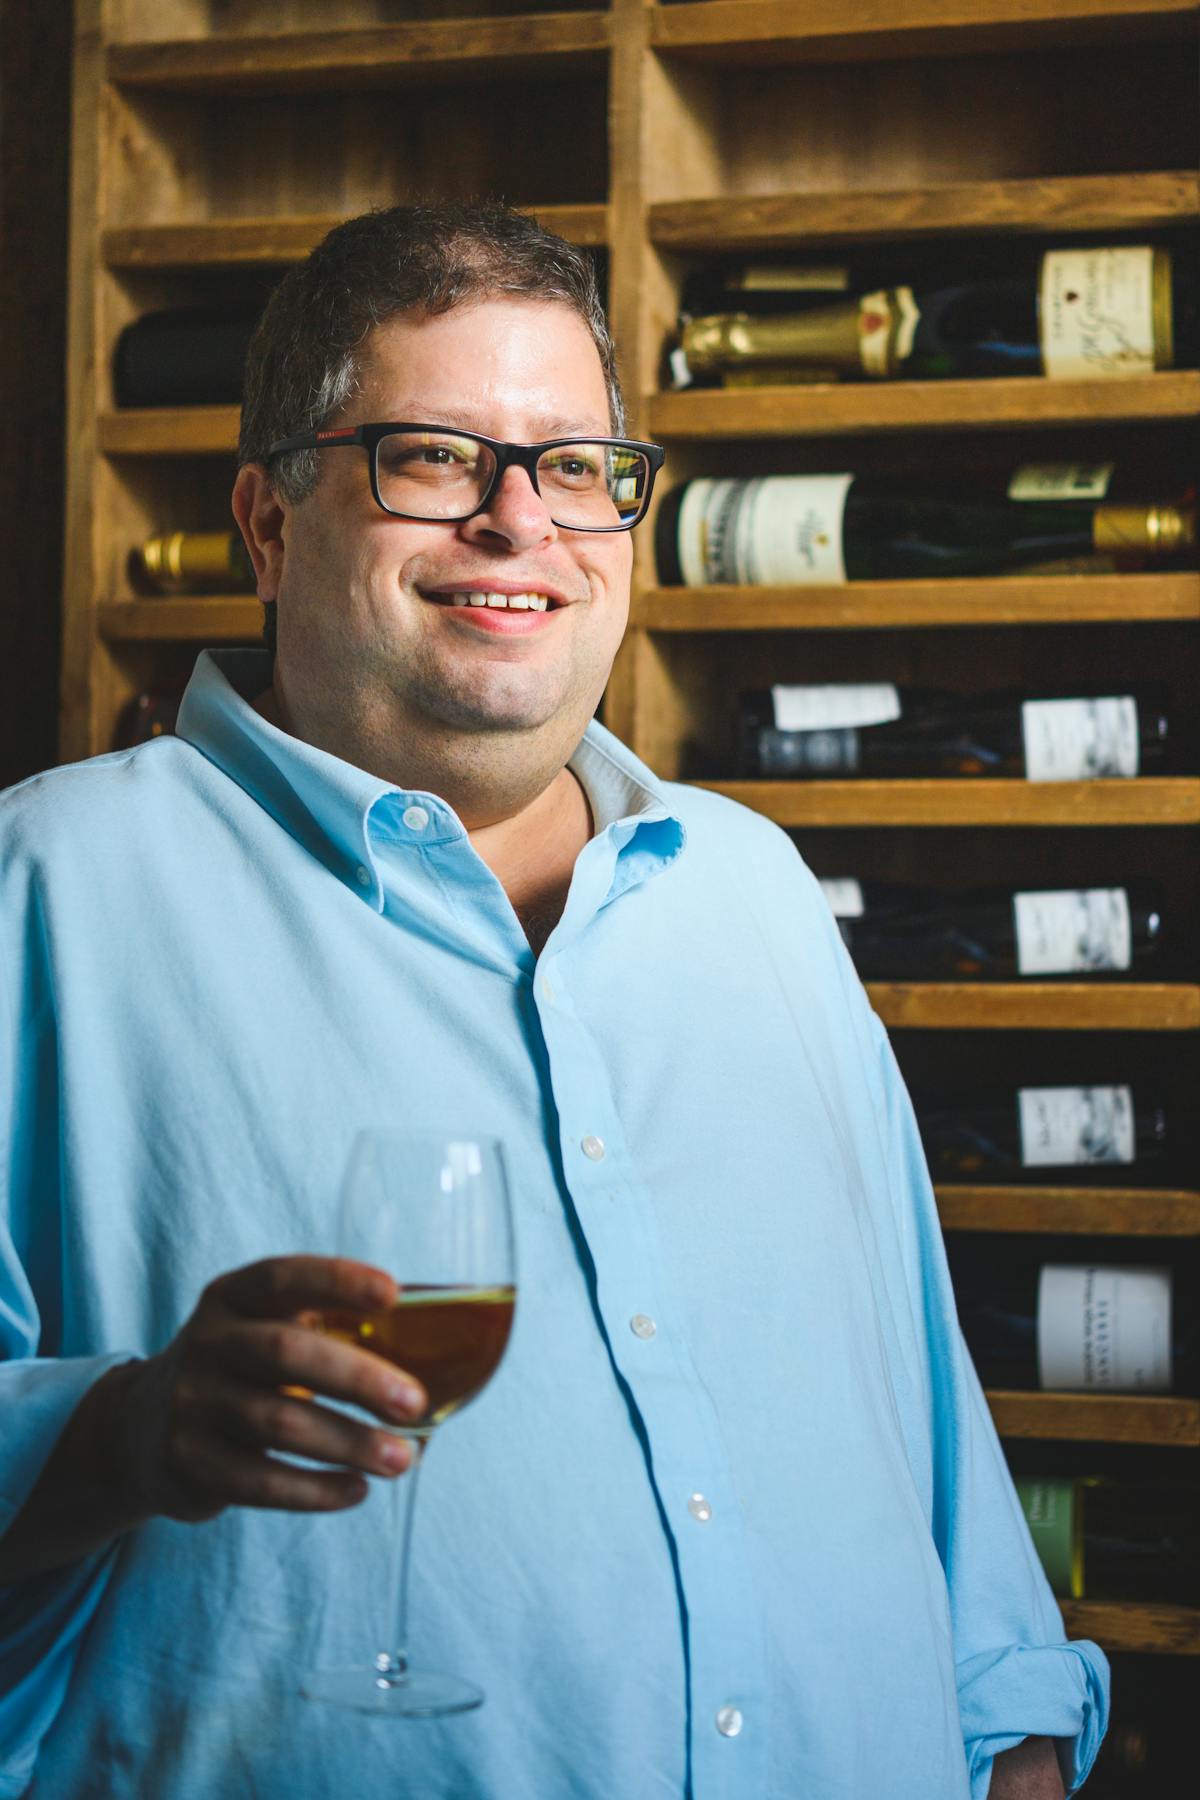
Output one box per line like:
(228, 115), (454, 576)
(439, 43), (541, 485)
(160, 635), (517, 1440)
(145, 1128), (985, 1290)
(649, 372), (1200, 439)
(107, 14), (610, 93)
(99, 598), (261, 642)
(650, 1), (1199, 65)
(698, 777), (1200, 826)
(650, 169), (1200, 252)
(634, 574), (1200, 631)
(987, 1390), (1200, 1444)
(99, 408), (239, 456)
(1060, 1600), (1200, 1654)
(936, 1185), (1200, 1234)
(102, 205), (608, 270)
(868, 982), (1200, 1029)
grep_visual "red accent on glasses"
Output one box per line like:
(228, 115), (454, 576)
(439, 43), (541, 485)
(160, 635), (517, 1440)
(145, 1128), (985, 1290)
(316, 427), (358, 441)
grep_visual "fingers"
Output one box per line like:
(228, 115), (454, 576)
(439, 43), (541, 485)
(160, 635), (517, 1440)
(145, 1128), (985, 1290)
(208, 1319), (426, 1425)
(209, 1255), (397, 1321)
(201, 1379), (416, 1479)
(167, 1428), (371, 1516)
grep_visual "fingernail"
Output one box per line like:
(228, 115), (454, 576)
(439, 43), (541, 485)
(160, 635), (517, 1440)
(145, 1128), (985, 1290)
(380, 1437), (408, 1471)
(390, 1382), (423, 1418)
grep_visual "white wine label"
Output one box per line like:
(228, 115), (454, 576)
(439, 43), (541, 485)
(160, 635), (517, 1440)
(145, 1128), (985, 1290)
(772, 683), (901, 731)
(668, 346), (693, 390)
(677, 475), (854, 586)
(1039, 247), (1158, 379)
(1018, 1085), (1135, 1167)
(1037, 1264), (1171, 1391)
(1007, 463), (1115, 502)
(1013, 888), (1132, 975)
(858, 287), (920, 378)
(1021, 697), (1140, 781)
(819, 878), (865, 918)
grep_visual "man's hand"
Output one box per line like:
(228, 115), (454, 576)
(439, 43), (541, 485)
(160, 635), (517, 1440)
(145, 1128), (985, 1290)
(0, 1256), (427, 1583)
(989, 1737), (1067, 1800)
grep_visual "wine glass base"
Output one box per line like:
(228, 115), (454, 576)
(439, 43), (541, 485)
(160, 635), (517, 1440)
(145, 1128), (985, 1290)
(300, 1665), (485, 1718)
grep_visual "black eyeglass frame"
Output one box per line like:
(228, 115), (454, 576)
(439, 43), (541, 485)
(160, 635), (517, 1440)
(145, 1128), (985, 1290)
(266, 422), (666, 533)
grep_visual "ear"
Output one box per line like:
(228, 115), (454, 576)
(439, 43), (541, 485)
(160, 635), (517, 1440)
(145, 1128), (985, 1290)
(232, 465), (287, 602)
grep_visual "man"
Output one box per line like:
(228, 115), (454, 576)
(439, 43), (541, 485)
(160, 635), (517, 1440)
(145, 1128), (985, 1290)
(1, 203), (1106, 1797)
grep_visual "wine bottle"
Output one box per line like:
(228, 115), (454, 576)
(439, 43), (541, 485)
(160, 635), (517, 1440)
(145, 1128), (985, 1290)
(133, 531), (255, 595)
(1016, 1475), (1198, 1603)
(655, 469), (1196, 586)
(916, 1085), (1170, 1183)
(113, 304), (262, 408)
(952, 1261), (1190, 1393)
(676, 243), (1195, 383)
(737, 686), (1171, 780)
(820, 878), (1164, 979)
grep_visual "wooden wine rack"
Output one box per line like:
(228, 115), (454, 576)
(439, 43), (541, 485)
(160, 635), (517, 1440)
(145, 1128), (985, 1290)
(66, 0), (1200, 1712)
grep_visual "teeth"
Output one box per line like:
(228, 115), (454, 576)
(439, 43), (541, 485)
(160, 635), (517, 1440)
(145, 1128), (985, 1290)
(449, 594), (470, 606)
(439, 590), (553, 610)
(528, 596), (548, 612)
(468, 592), (488, 606)
(485, 593), (507, 608)
(506, 593), (530, 610)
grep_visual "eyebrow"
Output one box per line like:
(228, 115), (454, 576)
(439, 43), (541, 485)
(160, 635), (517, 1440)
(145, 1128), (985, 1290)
(372, 408), (613, 439)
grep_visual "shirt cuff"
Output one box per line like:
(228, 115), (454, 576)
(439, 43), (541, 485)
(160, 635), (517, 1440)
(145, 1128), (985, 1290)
(957, 1638), (1111, 1798)
(0, 1352), (134, 1534)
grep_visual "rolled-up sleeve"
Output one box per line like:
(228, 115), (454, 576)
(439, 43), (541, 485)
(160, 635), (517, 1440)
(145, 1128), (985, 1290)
(867, 1005), (1110, 1797)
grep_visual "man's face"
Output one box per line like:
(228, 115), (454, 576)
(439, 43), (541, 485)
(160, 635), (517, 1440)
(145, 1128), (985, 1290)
(272, 298), (634, 745)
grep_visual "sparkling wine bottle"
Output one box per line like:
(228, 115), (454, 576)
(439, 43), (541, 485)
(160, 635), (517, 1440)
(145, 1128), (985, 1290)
(736, 686), (1171, 780)
(655, 467), (1196, 587)
(916, 1084), (1170, 1184)
(134, 530), (256, 595)
(950, 1261), (1190, 1393)
(1016, 1475), (1198, 1603)
(820, 877), (1164, 980)
(675, 243), (1195, 384)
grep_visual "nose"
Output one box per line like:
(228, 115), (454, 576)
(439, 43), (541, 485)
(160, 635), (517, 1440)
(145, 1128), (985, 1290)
(459, 463), (556, 553)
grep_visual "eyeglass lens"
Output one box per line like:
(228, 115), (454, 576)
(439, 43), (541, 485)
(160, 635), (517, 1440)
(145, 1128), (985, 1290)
(374, 431), (650, 527)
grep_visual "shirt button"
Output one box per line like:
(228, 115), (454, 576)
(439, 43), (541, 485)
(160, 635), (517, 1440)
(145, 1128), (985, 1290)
(630, 1314), (657, 1340)
(355, 865), (371, 887)
(541, 979), (556, 1004)
(716, 1706), (744, 1739)
(581, 1135), (606, 1162)
(688, 1493), (713, 1523)
(402, 804), (430, 832)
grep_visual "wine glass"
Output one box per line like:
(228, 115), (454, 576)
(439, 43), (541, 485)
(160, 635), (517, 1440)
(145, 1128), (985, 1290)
(300, 1129), (516, 1717)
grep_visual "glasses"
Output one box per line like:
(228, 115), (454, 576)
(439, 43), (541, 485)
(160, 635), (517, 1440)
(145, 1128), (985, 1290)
(267, 423), (665, 532)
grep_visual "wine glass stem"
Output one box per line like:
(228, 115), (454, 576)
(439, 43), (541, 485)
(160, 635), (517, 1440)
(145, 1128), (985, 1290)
(377, 1439), (426, 1684)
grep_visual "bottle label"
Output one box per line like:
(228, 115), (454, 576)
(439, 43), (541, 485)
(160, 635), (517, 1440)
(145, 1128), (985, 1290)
(1013, 888), (1132, 974)
(771, 683), (901, 731)
(1018, 1085), (1135, 1166)
(678, 476), (854, 586)
(1037, 1264), (1172, 1391)
(858, 287), (921, 378)
(1039, 247), (1158, 379)
(1020, 697), (1140, 780)
(1007, 463), (1115, 502)
(1015, 1477), (1082, 1598)
(819, 878), (865, 918)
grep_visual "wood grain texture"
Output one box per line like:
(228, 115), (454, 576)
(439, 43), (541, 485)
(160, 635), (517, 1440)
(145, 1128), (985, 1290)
(935, 1185), (1200, 1234)
(102, 204), (609, 267)
(1060, 1600), (1200, 1653)
(697, 778), (1200, 826)
(98, 408), (241, 455)
(98, 599), (262, 642)
(867, 982), (1200, 1029)
(649, 169), (1200, 248)
(986, 1390), (1200, 1444)
(633, 575), (1200, 631)
(649, 373), (1200, 439)
(107, 13), (610, 93)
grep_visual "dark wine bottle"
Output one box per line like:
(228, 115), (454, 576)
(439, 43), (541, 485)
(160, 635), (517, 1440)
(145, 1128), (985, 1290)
(952, 1261), (1191, 1393)
(736, 686), (1171, 780)
(676, 243), (1196, 383)
(820, 877), (1164, 980)
(113, 304), (262, 408)
(916, 1085), (1169, 1184)
(1016, 1475), (1198, 1603)
(655, 468), (1196, 586)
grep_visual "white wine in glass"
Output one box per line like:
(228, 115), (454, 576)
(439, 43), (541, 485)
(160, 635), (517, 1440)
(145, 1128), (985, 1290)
(300, 1130), (516, 1717)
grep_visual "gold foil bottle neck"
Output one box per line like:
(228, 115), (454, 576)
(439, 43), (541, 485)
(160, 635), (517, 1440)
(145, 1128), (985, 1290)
(1092, 503), (1197, 558)
(681, 300), (869, 378)
(137, 530), (252, 594)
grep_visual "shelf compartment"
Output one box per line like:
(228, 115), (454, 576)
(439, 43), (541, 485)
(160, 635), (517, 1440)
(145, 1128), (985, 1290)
(634, 574), (1200, 631)
(102, 204), (609, 270)
(867, 982), (1200, 1029)
(648, 372), (1200, 439)
(100, 409), (240, 456)
(1060, 1600), (1200, 1654)
(650, 1), (1199, 65)
(107, 14), (611, 94)
(649, 169), (1200, 251)
(698, 778), (1200, 826)
(99, 599), (261, 642)
(986, 1389), (1200, 1444)
(936, 1185), (1200, 1233)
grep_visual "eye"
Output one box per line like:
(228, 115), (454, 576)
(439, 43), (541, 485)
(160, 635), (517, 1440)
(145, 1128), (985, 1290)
(541, 448), (602, 485)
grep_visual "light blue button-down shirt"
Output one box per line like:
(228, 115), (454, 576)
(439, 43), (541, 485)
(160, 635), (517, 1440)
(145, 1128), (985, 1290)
(1, 649), (1107, 1799)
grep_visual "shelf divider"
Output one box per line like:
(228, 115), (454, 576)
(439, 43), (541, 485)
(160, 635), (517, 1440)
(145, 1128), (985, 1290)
(936, 1185), (1200, 1234)
(697, 777), (1200, 827)
(986, 1390), (1200, 1445)
(1059, 1600), (1200, 1655)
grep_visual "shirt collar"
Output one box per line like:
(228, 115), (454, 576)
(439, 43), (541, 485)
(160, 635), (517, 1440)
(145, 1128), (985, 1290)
(175, 650), (685, 910)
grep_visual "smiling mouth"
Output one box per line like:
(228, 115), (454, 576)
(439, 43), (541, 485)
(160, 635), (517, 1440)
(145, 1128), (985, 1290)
(421, 589), (557, 611)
